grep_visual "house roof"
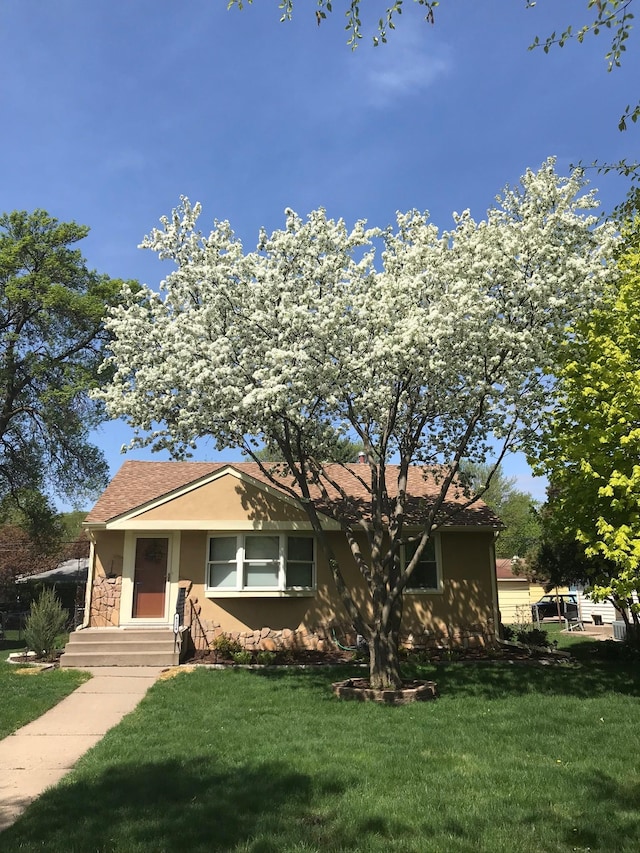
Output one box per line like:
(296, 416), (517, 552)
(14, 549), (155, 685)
(17, 558), (89, 585)
(495, 557), (527, 581)
(85, 460), (502, 529)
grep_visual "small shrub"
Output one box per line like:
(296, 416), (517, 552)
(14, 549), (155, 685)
(256, 650), (276, 665)
(24, 588), (68, 661)
(212, 634), (243, 658)
(501, 624), (515, 641)
(280, 647), (296, 664)
(232, 650), (253, 665)
(514, 626), (549, 648)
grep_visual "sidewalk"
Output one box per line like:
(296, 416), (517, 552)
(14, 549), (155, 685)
(0, 666), (164, 833)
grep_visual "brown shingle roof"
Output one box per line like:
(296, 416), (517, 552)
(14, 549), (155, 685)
(85, 460), (501, 528)
(495, 557), (527, 580)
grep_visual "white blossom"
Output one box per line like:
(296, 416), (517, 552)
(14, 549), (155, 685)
(96, 160), (618, 472)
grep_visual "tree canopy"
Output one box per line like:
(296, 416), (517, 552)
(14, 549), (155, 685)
(530, 218), (640, 621)
(0, 209), (133, 527)
(96, 159), (618, 688)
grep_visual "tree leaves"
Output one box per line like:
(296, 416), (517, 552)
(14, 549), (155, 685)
(0, 210), (134, 519)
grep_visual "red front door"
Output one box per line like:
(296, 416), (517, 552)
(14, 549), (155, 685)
(132, 538), (168, 619)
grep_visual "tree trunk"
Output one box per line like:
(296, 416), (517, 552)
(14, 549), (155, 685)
(369, 627), (402, 690)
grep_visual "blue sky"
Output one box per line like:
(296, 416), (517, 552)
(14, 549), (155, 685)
(1, 0), (639, 506)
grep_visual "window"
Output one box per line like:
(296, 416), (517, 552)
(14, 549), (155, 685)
(206, 533), (315, 594)
(244, 535), (279, 587)
(286, 536), (314, 588)
(403, 536), (441, 592)
(208, 536), (237, 588)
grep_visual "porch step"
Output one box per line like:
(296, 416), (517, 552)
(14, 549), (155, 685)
(60, 628), (179, 668)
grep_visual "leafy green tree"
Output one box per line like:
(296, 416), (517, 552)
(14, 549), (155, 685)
(0, 209), (133, 527)
(531, 218), (640, 626)
(460, 463), (541, 559)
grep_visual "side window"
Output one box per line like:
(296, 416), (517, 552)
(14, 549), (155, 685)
(404, 537), (439, 591)
(286, 536), (314, 588)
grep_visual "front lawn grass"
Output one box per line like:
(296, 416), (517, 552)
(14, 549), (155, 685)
(2, 653), (639, 853)
(0, 635), (89, 739)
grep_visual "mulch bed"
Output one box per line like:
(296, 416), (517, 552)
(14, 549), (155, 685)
(186, 647), (356, 666)
(185, 644), (567, 667)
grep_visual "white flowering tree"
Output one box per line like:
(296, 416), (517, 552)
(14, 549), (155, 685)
(97, 159), (617, 689)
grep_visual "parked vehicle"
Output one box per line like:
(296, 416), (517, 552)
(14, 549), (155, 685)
(531, 593), (578, 621)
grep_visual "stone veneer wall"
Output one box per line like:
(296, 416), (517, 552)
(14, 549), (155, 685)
(90, 575), (122, 627)
(399, 622), (496, 650)
(184, 588), (495, 653)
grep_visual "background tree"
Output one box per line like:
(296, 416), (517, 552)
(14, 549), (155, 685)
(0, 209), (134, 531)
(0, 509), (89, 610)
(0, 524), (57, 606)
(460, 462), (541, 558)
(251, 435), (364, 463)
(517, 489), (627, 619)
(530, 218), (640, 627)
(97, 161), (618, 690)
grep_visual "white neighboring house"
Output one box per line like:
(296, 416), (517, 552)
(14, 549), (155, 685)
(571, 585), (619, 625)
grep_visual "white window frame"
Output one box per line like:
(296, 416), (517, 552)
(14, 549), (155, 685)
(402, 533), (443, 594)
(205, 532), (316, 597)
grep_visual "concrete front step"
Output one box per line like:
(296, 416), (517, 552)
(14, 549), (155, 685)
(60, 650), (180, 667)
(60, 628), (180, 668)
(63, 641), (176, 654)
(66, 629), (174, 644)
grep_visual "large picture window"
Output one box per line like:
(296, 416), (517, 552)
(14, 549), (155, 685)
(403, 536), (441, 592)
(206, 533), (316, 594)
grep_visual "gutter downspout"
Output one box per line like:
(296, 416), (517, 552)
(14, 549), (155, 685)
(489, 532), (501, 643)
(82, 533), (96, 629)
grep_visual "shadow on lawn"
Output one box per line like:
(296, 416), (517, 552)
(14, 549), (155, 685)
(250, 652), (640, 701)
(424, 656), (640, 700)
(0, 758), (412, 853)
(4, 756), (639, 853)
(562, 773), (640, 852)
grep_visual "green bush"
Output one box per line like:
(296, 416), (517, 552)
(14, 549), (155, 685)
(256, 650), (276, 665)
(211, 634), (243, 658)
(24, 588), (68, 661)
(502, 624), (549, 648)
(515, 626), (549, 648)
(232, 650), (253, 665)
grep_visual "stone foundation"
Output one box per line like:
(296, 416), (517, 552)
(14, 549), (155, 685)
(89, 574), (122, 627)
(400, 622), (496, 651)
(184, 592), (495, 654)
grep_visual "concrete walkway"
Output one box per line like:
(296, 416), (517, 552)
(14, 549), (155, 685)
(0, 666), (164, 833)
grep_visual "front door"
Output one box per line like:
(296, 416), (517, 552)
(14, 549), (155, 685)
(132, 537), (169, 619)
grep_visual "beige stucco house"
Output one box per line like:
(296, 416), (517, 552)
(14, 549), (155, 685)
(61, 460), (502, 666)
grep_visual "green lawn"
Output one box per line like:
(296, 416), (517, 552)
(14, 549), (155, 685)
(0, 634), (89, 739)
(1, 647), (639, 853)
